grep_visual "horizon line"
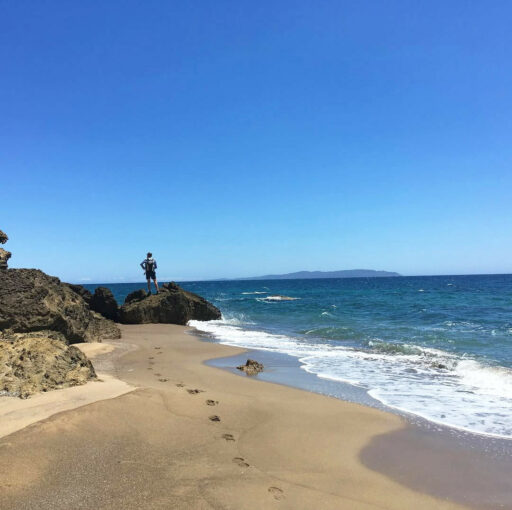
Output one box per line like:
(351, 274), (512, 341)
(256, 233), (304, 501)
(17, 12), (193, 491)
(73, 272), (512, 286)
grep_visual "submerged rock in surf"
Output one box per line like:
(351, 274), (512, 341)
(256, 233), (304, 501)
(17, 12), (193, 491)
(237, 359), (264, 376)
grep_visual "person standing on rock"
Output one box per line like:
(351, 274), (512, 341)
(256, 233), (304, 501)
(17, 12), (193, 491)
(141, 252), (159, 294)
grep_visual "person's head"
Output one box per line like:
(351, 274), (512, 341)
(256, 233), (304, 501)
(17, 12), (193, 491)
(147, 252), (152, 258)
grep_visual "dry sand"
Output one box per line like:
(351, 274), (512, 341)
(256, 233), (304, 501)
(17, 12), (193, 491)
(0, 324), (487, 509)
(0, 342), (133, 440)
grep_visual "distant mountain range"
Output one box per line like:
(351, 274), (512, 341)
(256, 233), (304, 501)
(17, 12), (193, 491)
(239, 269), (401, 280)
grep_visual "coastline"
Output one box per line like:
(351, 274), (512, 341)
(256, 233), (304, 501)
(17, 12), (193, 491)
(203, 338), (512, 509)
(0, 324), (509, 509)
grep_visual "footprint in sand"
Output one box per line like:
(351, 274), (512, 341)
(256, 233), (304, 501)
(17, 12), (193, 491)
(159, 378), (169, 382)
(222, 433), (235, 441)
(187, 389), (204, 394)
(206, 399), (218, 406)
(149, 361), (155, 365)
(209, 415), (221, 422)
(268, 487), (285, 500)
(154, 347), (161, 350)
(176, 383), (185, 387)
(148, 356), (154, 360)
(232, 457), (249, 468)
(157, 351), (163, 355)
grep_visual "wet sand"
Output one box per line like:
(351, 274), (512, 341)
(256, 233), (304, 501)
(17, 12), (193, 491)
(0, 324), (502, 509)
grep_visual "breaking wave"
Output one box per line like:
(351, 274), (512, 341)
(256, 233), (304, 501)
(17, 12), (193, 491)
(189, 317), (512, 438)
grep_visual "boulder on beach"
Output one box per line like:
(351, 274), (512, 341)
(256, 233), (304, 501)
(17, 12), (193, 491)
(0, 269), (121, 343)
(0, 333), (96, 399)
(90, 286), (119, 322)
(119, 282), (221, 325)
(236, 359), (264, 376)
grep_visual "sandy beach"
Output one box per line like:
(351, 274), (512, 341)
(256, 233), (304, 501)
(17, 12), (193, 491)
(0, 324), (508, 510)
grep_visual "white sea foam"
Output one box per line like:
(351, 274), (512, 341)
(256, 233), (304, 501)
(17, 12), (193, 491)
(189, 318), (512, 438)
(258, 295), (300, 302)
(241, 291), (268, 295)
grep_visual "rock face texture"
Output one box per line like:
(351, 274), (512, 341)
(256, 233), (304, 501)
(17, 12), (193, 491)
(0, 249), (10, 271)
(237, 359), (264, 376)
(124, 289), (147, 304)
(0, 269), (121, 343)
(0, 229), (10, 271)
(66, 284), (93, 305)
(0, 334), (96, 398)
(90, 286), (119, 322)
(119, 282), (221, 325)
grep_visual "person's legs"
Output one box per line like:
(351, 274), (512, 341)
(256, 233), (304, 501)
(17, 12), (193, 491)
(153, 277), (159, 293)
(146, 277), (151, 293)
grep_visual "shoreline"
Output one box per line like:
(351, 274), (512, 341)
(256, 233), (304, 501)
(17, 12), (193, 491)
(204, 334), (512, 444)
(0, 324), (510, 509)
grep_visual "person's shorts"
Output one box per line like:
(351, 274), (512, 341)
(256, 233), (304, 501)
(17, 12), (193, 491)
(145, 270), (156, 280)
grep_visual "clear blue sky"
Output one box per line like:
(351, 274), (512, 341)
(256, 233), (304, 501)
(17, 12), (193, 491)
(2, 1), (511, 282)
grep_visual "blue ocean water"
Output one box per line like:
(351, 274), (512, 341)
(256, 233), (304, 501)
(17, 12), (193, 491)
(85, 275), (512, 438)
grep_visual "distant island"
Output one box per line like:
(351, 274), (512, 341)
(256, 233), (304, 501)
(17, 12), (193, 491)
(238, 269), (401, 280)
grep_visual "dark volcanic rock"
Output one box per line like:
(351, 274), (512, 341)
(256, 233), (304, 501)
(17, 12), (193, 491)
(66, 284), (93, 305)
(0, 230), (7, 244)
(119, 282), (221, 325)
(0, 269), (121, 343)
(90, 286), (119, 321)
(124, 289), (148, 305)
(237, 359), (264, 376)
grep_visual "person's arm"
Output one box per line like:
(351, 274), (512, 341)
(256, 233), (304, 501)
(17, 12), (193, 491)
(154, 260), (157, 270)
(140, 260), (146, 271)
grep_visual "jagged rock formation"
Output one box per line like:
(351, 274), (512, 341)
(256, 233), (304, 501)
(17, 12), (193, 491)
(0, 249), (10, 271)
(124, 289), (147, 304)
(0, 229), (10, 271)
(90, 286), (119, 322)
(237, 359), (264, 376)
(119, 282), (221, 325)
(0, 269), (121, 343)
(0, 333), (96, 398)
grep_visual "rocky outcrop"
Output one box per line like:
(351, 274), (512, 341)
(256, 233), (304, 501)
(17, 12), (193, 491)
(90, 287), (119, 321)
(119, 282), (221, 325)
(0, 269), (121, 343)
(0, 230), (7, 244)
(0, 333), (96, 399)
(237, 359), (264, 376)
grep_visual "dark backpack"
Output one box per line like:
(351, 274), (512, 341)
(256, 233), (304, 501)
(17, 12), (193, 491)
(146, 258), (155, 272)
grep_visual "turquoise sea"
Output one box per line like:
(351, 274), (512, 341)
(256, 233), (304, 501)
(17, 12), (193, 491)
(85, 275), (512, 439)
